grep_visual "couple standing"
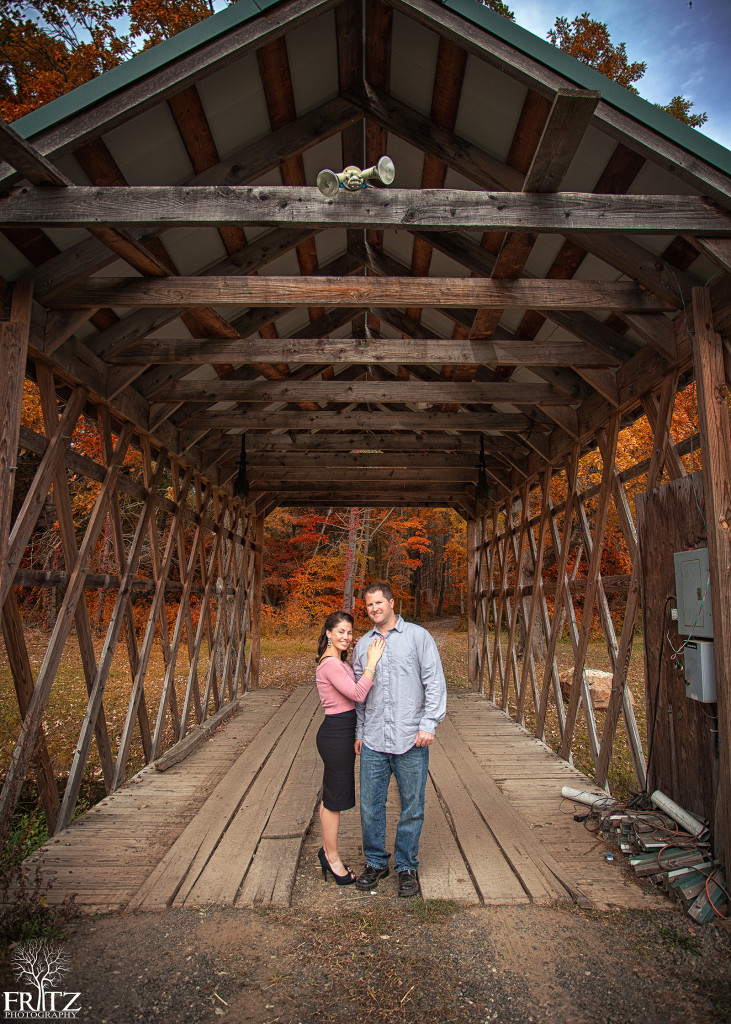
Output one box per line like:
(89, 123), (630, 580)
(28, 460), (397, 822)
(314, 582), (447, 898)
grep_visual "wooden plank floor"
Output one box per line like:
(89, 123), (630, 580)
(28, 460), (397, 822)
(24, 688), (664, 913)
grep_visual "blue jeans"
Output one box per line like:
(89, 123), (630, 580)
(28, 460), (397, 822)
(359, 744), (429, 873)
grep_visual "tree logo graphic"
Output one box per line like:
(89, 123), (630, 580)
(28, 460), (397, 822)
(3, 938), (81, 1019)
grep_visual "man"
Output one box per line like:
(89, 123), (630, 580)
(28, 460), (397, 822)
(352, 582), (447, 897)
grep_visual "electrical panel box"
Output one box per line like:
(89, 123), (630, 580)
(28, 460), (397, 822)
(673, 548), (714, 638)
(683, 639), (717, 703)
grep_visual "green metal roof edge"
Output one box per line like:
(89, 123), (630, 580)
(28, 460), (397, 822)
(442, 0), (731, 178)
(12, 0), (279, 140)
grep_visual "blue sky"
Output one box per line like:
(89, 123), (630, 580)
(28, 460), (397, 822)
(511, 0), (731, 150)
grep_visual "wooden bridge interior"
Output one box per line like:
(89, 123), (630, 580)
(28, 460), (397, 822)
(0, 0), (730, 887)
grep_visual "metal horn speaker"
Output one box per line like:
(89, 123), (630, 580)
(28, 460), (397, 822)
(316, 156), (395, 197)
(361, 155), (395, 186)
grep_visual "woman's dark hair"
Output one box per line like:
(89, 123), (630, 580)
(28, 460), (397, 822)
(316, 611), (354, 661)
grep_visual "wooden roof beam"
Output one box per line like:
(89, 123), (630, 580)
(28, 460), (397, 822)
(407, 36), (467, 322)
(248, 467), (481, 483)
(246, 452), (485, 467)
(0, 118), (176, 291)
(186, 409), (535, 431)
(386, 0), (731, 204)
(110, 335), (618, 367)
(151, 380), (574, 404)
(22, 96), (360, 303)
(96, 250), (360, 365)
(257, 36), (325, 322)
(0, 0), (341, 186)
(49, 276), (675, 311)
(347, 80), (523, 192)
(207, 431), (520, 452)
(349, 84), (702, 307)
(7, 186), (729, 233)
(470, 88), (600, 341)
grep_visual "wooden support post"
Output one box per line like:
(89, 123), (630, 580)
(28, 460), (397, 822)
(249, 512), (265, 690)
(536, 446), (580, 739)
(36, 363), (116, 791)
(691, 288), (731, 873)
(0, 282), (32, 603)
(489, 498), (512, 701)
(560, 415), (619, 762)
(502, 485), (530, 713)
(1, 591), (59, 833)
(517, 465), (552, 723)
(467, 519), (478, 691)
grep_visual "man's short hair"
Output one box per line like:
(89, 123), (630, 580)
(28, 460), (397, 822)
(363, 582), (394, 602)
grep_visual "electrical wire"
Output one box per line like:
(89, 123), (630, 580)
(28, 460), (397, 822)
(705, 869), (730, 920)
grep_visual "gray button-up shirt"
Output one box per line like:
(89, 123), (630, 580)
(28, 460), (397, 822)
(353, 616), (447, 755)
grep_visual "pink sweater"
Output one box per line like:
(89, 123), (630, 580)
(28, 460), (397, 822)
(316, 657), (374, 715)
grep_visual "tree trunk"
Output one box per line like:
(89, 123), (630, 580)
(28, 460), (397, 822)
(342, 507), (359, 613)
(413, 565), (422, 620)
(436, 557), (446, 616)
(356, 508), (371, 600)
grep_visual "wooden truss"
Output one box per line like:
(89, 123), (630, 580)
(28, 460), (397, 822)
(0, 312), (263, 837)
(467, 359), (730, 823)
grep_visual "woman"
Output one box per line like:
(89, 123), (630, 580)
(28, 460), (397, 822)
(315, 611), (385, 885)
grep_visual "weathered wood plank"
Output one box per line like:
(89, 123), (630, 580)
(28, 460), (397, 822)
(236, 709), (323, 907)
(49, 276), (673, 310)
(438, 716), (571, 903)
(418, 777), (479, 903)
(522, 90), (600, 194)
(153, 697), (244, 771)
(113, 335), (617, 367)
(188, 408), (534, 431)
(127, 686), (312, 911)
(428, 740), (529, 904)
(4, 186), (729, 234)
(154, 380), (572, 404)
(182, 688), (320, 905)
(0, 283), (32, 614)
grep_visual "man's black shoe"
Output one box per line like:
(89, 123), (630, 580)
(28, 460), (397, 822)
(397, 869), (419, 897)
(355, 865), (390, 891)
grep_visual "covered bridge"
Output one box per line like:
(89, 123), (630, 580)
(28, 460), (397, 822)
(1, 0), (730, 883)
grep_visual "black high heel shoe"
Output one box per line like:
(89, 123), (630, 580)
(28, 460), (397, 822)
(317, 847), (356, 886)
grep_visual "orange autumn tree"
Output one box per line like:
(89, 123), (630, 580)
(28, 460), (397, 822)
(263, 506), (467, 630)
(548, 10), (708, 127)
(1, 0), (215, 122)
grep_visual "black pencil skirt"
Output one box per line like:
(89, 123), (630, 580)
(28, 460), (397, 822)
(316, 709), (357, 812)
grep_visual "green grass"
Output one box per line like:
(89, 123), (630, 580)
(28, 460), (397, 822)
(407, 898), (460, 924)
(660, 925), (701, 953)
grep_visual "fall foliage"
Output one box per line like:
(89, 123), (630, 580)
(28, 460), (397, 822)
(0, 0), (214, 121)
(547, 10), (708, 127)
